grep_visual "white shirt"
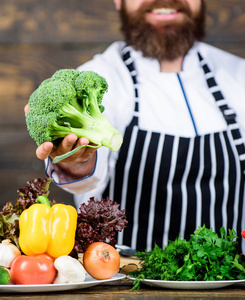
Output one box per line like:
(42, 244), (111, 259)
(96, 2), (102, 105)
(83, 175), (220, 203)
(45, 41), (245, 207)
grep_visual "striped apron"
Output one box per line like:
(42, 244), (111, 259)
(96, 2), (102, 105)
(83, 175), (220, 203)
(103, 47), (245, 252)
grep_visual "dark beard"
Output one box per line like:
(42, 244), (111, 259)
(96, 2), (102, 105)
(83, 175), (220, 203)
(119, 0), (206, 61)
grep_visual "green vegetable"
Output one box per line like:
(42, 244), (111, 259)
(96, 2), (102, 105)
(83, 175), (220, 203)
(130, 225), (245, 290)
(26, 69), (123, 163)
(0, 267), (10, 285)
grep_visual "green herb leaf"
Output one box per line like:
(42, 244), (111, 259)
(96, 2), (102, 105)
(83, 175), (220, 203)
(130, 225), (245, 290)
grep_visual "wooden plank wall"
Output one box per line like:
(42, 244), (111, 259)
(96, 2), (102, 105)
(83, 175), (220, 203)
(0, 0), (245, 208)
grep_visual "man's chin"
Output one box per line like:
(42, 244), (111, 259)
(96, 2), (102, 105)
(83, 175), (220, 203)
(128, 23), (196, 61)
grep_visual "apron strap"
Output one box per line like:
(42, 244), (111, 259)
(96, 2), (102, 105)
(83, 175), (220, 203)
(198, 52), (245, 175)
(122, 45), (139, 125)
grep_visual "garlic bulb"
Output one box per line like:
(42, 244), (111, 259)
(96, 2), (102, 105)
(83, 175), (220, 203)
(53, 255), (86, 284)
(0, 239), (21, 268)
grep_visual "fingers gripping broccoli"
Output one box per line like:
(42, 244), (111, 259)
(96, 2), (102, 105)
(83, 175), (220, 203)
(26, 69), (123, 163)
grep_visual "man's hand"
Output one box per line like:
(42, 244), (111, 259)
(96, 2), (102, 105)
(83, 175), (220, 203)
(36, 134), (96, 164)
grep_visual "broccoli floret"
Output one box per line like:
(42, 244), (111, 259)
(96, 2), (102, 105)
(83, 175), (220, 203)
(29, 79), (77, 114)
(75, 70), (108, 114)
(51, 69), (81, 86)
(26, 69), (123, 163)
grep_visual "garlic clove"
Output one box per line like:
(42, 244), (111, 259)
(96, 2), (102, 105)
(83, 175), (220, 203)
(0, 239), (21, 268)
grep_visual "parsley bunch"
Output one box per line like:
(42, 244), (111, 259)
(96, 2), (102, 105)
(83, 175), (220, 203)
(130, 225), (245, 290)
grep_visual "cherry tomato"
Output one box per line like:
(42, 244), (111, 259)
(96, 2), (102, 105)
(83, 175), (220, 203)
(241, 230), (245, 239)
(83, 242), (120, 280)
(10, 254), (56, 285)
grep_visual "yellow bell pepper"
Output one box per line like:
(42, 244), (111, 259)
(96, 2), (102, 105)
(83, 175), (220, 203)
(18, 198), (77, 259)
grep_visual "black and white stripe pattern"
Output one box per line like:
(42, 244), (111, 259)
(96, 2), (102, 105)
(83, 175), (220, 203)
(103, 48), (245, 252)
(122, 46), (139, 120)
(198, 52), (245, 175)
(107, 129), (244, 251)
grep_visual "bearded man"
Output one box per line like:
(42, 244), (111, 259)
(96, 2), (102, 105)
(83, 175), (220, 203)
(33, 0), (245, 252)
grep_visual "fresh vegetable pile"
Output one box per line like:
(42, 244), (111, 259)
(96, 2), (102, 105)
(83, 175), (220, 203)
(0, 177), (127, 285)
(130, 226), (245, 290)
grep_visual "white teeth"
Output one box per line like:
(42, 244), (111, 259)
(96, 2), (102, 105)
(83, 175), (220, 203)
(152, 8), (176, 15)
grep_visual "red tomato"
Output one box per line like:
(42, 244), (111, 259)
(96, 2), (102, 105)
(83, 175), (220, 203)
(83, 242), (120, 280)
(241, 230), (245, 239)
(10, 254), (56, 285)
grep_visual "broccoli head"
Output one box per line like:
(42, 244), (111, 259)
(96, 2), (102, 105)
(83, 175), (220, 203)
(26, 69), (123, 163)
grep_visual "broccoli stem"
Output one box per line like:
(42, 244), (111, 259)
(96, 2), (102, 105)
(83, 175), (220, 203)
(53, 144), (101, 164)
(54, 118), (122, 151)
(87, 90), (104, 118)
(59, 102), (95, 128)
(50, 102), (123, 162)
(52, 119), (122, 164)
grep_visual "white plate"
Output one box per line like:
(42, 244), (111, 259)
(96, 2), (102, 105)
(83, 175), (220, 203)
(128, 276), (245, 290)
(0, 273), (126, 293)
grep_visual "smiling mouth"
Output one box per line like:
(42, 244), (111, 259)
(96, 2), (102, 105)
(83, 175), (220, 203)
(151, 8), (178, 15)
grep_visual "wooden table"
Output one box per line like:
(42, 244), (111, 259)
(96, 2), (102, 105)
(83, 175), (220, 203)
(0, 278), (245, 300)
